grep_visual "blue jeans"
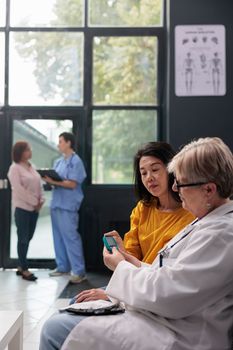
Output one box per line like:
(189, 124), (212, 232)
(14, 207), (38, 271)
(39, 312), (86, 350)
(40, 287), (108, 349)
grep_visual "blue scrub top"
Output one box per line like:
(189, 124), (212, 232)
(50, 153), (87, 211)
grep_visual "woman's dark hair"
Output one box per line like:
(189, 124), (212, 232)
(12, 141), (29, 163)
(59, 132), (75, 150)
(134, 141), (180, 206)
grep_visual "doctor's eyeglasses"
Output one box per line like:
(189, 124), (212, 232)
(173, 180), (208, 191)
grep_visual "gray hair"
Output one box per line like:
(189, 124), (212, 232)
(168, 137), (233, 198)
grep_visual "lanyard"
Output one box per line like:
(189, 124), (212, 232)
(159, 219), (199, 268)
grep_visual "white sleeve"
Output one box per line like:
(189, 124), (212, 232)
(106, 219), (233, 319)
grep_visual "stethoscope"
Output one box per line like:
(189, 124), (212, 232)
(159, 218), (199, 268)
(64, 153), (75, 178)
(65, 153), (75, 168)
(56, 153), (75, 179)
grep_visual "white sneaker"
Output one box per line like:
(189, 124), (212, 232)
(69, 274), (87, 284)
(49, 269), (70, 277)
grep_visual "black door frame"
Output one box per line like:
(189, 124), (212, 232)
(0, 106), (86, 269)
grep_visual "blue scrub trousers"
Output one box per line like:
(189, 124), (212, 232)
(51, 208), (85, 276)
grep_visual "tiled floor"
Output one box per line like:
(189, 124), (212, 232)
(0, 269), (70, 350)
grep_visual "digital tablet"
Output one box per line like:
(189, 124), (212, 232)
(37, 169), (63, 181)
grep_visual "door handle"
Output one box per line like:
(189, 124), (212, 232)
(0, 179), (8, 189)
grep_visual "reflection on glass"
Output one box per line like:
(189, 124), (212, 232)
(0, 0), (6, 26)
(89, 0), (162, 27)
(10, 0), (84, 27)
(92, 110), (157, 184)
(10, 119), (72, 259)
(9, 32), (83, 106)
(0, 33), (5, 106)
(93, 36), (158, 105)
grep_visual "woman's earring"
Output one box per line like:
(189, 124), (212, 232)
(206, 202), (212, 210)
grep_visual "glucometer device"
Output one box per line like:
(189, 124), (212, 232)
(103, 236), (118, 253)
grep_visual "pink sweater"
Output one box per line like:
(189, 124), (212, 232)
(8, 162), (44, 211)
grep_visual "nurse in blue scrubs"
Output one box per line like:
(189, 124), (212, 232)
(43, 132), (87, 284)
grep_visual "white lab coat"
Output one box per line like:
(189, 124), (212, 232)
(62, 202), (233, 350)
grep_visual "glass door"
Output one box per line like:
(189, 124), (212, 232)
(2, 113), (84, 269)
(10, 118), (73, 261)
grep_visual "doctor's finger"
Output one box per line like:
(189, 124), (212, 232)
(75, 289), (93, 299)
(77, 290), (108, 303)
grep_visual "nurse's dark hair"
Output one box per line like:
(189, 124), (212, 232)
(59, 132), (75, 150)
(134, 142), (180, 206)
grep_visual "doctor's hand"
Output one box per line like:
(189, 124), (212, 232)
(103, 247), (125, 271)
(42, 176), (55, 185)
(74, 288), (109, 303)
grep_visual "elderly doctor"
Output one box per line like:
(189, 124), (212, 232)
(61, 137), (233, 350)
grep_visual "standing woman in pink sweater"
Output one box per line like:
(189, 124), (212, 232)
(8, 141), (44, 281)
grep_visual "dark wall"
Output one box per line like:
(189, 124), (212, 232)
(81, 186), (135, 271)
(166, 0), (233, 150)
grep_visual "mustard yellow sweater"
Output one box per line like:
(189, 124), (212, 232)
(124, 201), (195, 264)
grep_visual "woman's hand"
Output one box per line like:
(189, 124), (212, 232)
(103, 231), (141, 269)
(74, 288), (109, 303)
(103, 247), (125, 271)
(104, 230), (126, 252)
(34, 201), (43, 212)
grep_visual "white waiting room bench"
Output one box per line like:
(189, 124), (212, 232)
(0, 311), (23, 350)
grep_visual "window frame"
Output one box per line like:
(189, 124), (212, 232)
(86, 27), (165, 184)
(1, 0), (166, 186)
(0, 0), (166, 269)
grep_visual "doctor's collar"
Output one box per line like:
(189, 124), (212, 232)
(63, 151), (75, 159)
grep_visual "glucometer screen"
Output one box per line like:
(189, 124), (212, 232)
(103, 236), (118, 253)
(106, 237), (117, 247)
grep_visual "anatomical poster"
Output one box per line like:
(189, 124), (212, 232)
(175, 25), (226, 96)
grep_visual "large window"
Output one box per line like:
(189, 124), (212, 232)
(10, 0), (84, 27)
(1, 0), (164, 269)
(9, 32), (83, 106)
(3, 0), (164, 184)
(92, 110), (157, 184)
(0, 0), (6, 27)
(89, 0), (162, 27)
(93, 36), (158, 105)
